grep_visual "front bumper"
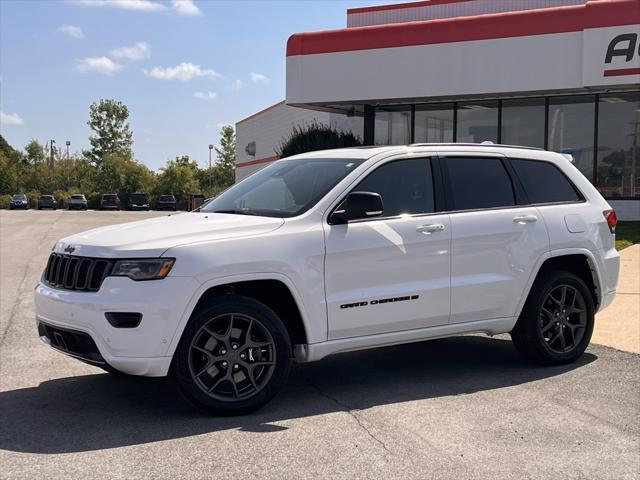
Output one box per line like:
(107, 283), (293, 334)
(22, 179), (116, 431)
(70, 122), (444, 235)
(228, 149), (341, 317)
(34, 275), (200, 376)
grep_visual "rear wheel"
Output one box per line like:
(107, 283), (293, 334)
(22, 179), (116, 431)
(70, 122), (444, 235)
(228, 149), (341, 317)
(173, 296), (292, 415)
(511, 270), (594, 365)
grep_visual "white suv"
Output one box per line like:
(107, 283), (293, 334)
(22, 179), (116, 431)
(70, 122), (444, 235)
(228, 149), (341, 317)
(35, 144), (620, 414)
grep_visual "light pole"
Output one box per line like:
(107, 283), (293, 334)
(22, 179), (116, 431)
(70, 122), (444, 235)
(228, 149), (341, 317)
(50, 139), (56, 167)
(208, 144), (214, 194)
(65, 141), (71, 190)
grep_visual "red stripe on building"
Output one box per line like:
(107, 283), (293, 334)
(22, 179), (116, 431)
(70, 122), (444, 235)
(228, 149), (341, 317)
(287, 0), (640, 56)
(236, 156), (279, 168)
(603, 67), (640, 77)
(347, 0), (472, 15)
(236, 101), (286, 126)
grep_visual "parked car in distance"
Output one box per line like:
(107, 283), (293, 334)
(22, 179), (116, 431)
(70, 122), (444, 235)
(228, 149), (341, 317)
(68, 194), (88, 210)
(128, 192), (150, 211)
(35, 144), (620, 415)
(100, 193), (121, 210)
(157, 194), (177, 211)
(37, 195), (57, 210)
(9, 193), (28, 210)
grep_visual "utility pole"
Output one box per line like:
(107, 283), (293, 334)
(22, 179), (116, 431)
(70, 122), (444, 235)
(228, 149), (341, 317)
(208, 144), (214, 195)
(66, 141), (71, 190)
(50, 139), (56, 168)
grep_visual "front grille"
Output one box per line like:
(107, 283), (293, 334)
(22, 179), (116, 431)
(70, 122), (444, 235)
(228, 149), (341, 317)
(43, 253), (113, 292)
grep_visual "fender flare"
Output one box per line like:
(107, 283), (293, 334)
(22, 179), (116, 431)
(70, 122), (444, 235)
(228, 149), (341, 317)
(513, 248), (603, 318)
(164, 272), (313, 358)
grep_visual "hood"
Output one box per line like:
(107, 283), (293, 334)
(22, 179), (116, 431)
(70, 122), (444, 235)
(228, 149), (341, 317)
(54, 212), (284, 258)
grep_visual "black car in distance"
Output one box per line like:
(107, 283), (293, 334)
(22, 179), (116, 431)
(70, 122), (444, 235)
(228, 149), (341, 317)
(157, 194), (177, 211)
(37, 195), (57, 210)
(100, 193), (121, 210)
(9, 193), (28, 210)
(128, 192), (150, 211)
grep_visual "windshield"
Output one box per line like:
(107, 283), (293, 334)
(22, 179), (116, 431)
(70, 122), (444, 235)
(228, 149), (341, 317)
(130, 194), (148, 203)
(103, 194), (117, 200)
(71, 195), (84, 199)
(40, 195), (53, 199)
(201, 158), (364, 218)
(159, 195), (175, 201)
(12, 194), (26, 200)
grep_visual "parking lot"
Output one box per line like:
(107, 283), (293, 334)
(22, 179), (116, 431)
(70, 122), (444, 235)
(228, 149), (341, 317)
(0, 210), (638, 480)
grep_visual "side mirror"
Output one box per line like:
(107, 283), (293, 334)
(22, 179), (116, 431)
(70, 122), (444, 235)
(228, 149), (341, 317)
(330, 191), (384, 224)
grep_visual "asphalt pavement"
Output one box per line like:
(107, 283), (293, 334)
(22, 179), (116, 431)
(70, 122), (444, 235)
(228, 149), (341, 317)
(0, 210), (638, 480)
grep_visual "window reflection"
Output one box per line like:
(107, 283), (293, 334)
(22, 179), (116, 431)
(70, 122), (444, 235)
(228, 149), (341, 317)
(597, 93), (640, 198)
(374, 107), (411, 145)
(548, 96), (595, 181)
(414, 104), (454, 143)
(501, 98), (545, 148)
(457, 101), (499, 143)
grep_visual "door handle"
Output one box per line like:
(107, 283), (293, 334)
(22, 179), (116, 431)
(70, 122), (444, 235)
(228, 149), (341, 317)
(416, 223), (445, 234)
(513, 215), (538, 224)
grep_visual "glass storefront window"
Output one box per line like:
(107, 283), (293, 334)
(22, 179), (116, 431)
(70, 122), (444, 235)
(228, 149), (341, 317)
(501, 98), (545, 148)
(597, 93), (640, 199)
(374, 106), (411, 145)
(414, 104), (454, 143)
(456, 101), (498, 143)
(548, 95), (595, 182)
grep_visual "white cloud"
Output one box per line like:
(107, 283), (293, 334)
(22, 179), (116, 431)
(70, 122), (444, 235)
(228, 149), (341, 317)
(230, 79), (244, 91)
(0, 111), (25, 126)
(74, 56), (123, 75)
(111, 42), (150, 60)
(70, 0), (167, 12)
(70, 0), (203, 15)
(194, 91), (217, 100)
(58, 24), (84, 39)
(249, 72), (269, 83)
(171, 0), (201, 16)
(143, 62), (219, 81)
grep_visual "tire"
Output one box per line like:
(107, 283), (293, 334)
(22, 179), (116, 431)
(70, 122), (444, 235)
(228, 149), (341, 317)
(173, 295), (292, 415)
(511, 270), (594, 365)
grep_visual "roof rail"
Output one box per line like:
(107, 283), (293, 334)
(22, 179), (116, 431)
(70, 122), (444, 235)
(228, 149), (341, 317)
(408, 142), (545, 151)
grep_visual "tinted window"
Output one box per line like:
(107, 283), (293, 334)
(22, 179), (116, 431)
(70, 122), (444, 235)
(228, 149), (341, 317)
(353, 159), (434, 217)
(511, 159), (581, 204)
(160, 195), (175, 201)
(71, 195), (84, 199)
(446, 157), (515, 210)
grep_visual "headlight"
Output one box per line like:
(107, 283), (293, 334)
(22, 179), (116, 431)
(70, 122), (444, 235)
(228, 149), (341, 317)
(110, 258), (175, 281)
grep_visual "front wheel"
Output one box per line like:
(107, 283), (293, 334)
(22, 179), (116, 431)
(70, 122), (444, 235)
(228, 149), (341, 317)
(173, 296), (292, 415)
(511, 270), (594, 365)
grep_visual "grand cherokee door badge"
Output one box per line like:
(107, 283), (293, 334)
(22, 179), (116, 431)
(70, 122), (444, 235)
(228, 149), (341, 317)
(340, 295), (419, 309)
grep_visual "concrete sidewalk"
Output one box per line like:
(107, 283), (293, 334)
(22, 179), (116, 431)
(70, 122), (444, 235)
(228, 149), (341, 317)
(593, 244), (640, 353)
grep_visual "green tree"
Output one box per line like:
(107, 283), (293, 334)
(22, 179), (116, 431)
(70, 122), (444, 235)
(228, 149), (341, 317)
(23, 139), (47, 165)
(95, 153), (155, 198)
(85, 99), (133, 165)
(155, 155), (200, 208)
(276, 122), (362, 158)
(214, 125), (236, 190)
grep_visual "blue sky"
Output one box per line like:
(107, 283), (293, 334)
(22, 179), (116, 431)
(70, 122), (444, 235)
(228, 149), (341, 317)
(0, 0), (387, 170)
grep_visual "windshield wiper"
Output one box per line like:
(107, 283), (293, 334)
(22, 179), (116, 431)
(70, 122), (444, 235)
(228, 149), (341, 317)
(210, 209), (258, 216)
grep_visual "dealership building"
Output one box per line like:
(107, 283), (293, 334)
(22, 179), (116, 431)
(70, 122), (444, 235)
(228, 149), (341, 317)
(235, 0), (640, 219)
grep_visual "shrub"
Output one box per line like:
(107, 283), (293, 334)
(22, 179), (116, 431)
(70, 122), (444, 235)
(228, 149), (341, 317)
(276, 122), (362, 158)
(0, 194), (11, 209)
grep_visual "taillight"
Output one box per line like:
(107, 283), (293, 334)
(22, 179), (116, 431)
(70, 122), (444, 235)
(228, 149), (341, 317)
(603, 209), (617, 234)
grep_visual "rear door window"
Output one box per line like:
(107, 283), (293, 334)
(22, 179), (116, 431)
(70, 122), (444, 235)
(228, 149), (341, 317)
(444, 157), (515, 211)
(510, 158), (582, 204)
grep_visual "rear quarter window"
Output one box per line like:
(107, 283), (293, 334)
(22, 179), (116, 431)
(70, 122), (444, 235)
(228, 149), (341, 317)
(510, 159), (582, 204)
